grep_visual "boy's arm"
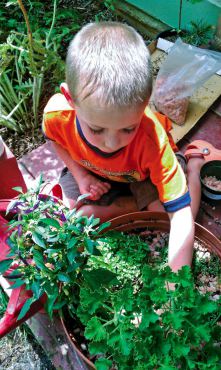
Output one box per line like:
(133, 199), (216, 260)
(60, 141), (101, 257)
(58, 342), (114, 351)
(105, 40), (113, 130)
(52, 142), (111, 200)
(168, 205), (194, 272)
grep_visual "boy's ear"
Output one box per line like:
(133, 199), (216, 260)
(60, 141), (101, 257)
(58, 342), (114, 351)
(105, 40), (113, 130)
(60, 83), (75, 108)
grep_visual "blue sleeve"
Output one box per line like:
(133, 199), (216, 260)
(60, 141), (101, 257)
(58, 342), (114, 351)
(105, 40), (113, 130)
(163, 191), (191, 213)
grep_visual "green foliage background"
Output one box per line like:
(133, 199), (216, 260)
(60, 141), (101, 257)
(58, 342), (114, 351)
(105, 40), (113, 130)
(0, 0), (116, 132)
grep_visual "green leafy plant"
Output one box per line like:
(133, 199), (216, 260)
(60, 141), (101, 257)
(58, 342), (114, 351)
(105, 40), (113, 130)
(1, 178), (220, 368)
(95, 0), (116, 22)
(0, 0), (64, 132)
(0, 176), (109, 320)
(183, 20), (213, 46)
(76, 232), (221, 369)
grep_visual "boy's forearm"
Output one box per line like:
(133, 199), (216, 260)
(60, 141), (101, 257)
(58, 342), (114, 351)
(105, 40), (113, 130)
(51, 142), (89, 183)
(168, 206), (194, 272)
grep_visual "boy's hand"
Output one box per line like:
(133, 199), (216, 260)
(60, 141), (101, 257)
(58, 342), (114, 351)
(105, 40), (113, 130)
(78, 173), (111, 200)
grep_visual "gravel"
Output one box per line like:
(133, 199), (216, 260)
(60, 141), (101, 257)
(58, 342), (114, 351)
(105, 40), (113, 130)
(0, 325), (55, 370)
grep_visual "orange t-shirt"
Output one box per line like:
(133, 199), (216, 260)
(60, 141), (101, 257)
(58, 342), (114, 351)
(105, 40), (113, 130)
(43, 94), (188, 205)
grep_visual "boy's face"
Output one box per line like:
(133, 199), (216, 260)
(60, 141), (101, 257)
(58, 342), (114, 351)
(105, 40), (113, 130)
(74, 96), (146, 153)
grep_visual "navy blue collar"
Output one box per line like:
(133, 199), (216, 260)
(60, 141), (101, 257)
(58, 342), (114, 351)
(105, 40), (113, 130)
(76, 116), (123, 158)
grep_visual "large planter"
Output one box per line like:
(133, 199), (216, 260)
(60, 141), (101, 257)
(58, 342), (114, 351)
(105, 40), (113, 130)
(60, 211), (221, 369)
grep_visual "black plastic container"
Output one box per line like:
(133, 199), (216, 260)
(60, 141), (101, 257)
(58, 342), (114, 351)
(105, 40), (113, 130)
(200, 160), (221, 201)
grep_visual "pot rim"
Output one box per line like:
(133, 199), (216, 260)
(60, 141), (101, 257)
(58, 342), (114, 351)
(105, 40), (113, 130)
(60, 211), (221, 367)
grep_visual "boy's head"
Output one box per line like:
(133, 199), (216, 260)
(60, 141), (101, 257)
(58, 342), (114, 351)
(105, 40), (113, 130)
(65, 21), (152, 107)
(62, 21), (152, 153)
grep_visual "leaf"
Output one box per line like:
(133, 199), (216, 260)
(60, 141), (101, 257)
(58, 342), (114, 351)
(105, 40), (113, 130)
(67, 249), (78, 264)
(85, 317), (107, 341)
(88, 340), (107, 355)
(195, 324), (211, 342)
(139, 310), (159, 330)
(94, 358), (112, 370)
(53, 300), (67, 310)
(68, 225), (81, 235)
(67, 237), (78, 249)
(76, 193), (91, 203)
(46, 291), (59, 319)
(57, 273), (71, 283)
(12, 186), (23, 193)
(173, 343), (190, 358)
(6, 199), (22, 215)
(31, 281), (43, 299)
(0, 259), (12, 274)
(32, 232), (46, 248)
(40, 218), (61, 229)
(32, 250), (47, 270)
(10, 279), (25, 289)
(46, 236), (59, 243)
(33, 174), (43, 195)
(6, 0), (18, 7)
(82, 269), (118, 290)
(84, 238), (95, 254)
(17, 297), (34, 321)
(114, 287), (134, 312)
(108, 330), (133, 356)
(79, 287), (105, 314)
(163, 311), (186, 330)
(97, 222), (111, 233)
(91, 218), (100, 227)
(176, 265), (193, 287)
(197, 300), (217, 315)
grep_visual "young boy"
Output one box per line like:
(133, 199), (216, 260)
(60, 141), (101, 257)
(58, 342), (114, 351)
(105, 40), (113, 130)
(42, 22), (204, 272)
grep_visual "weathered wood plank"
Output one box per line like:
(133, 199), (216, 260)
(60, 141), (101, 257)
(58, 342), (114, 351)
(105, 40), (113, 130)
(27, 313), (89, 370)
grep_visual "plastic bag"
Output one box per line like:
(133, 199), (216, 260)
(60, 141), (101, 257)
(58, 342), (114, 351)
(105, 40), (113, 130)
(154, 38), (221, 125)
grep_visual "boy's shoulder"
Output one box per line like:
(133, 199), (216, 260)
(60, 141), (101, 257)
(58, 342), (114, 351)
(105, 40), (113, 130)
(142, 107), (172, 133)
(44, 93), (74, 114)
(140, 107), (177, 152)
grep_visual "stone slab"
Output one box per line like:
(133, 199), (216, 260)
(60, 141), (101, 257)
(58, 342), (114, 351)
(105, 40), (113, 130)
(18, 141), (64, 189)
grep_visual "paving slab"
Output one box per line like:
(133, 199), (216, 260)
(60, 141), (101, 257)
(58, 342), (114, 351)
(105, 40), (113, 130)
(18, 141), (64, 189)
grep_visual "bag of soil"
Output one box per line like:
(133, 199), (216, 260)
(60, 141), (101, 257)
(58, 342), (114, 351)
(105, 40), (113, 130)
(154, 38), (221, 125)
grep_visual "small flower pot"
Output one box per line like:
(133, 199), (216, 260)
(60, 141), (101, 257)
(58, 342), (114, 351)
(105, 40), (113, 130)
(200, 160), (221, 201)
(60, 211), (221, 368)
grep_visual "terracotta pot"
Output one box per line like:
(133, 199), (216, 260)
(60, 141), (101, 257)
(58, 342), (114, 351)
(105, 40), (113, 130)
(60, 211), (221, 369)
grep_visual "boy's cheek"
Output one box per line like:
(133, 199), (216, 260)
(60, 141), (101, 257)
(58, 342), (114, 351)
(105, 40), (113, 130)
(83, 129), (103, 147)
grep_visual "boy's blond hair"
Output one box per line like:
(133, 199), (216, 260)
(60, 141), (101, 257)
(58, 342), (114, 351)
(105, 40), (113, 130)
(66, 21), (152, 107)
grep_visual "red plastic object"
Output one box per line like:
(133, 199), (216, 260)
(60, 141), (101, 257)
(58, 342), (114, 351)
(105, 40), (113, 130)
(0, 286), (46, 338)
(0, 145), (27, 199)
(0, 215), (46, 338)
(184, 140), (221, 162)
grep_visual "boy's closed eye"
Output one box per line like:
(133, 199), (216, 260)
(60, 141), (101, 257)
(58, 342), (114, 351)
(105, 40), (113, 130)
(88, 126), (137, 135)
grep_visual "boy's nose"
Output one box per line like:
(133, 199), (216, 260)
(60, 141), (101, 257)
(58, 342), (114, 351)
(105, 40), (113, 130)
(105, 135), (120, 151)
